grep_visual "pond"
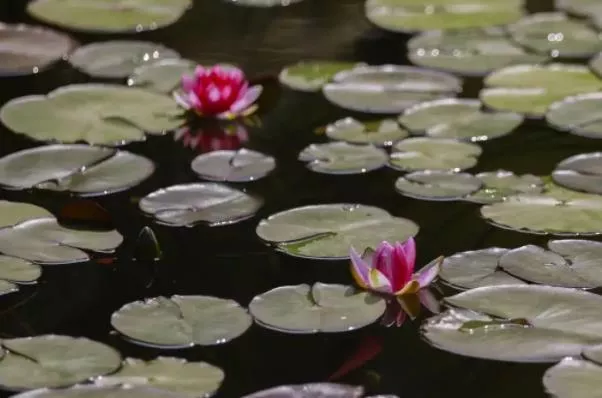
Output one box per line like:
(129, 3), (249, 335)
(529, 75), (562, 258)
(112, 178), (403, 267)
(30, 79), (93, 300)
(0, 0), (602, 397)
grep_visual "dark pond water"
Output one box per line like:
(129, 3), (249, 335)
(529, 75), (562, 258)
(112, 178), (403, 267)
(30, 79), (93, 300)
(1, 0), (602, 396)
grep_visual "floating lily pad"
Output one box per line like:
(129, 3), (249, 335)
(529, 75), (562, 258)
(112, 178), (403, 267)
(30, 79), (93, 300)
(0, 145), (154, 196)
(440, 247), (526, 290)
(465, 170), (544, 204)
(0, 256), (41, 284)
(128, 59), (195, 93)
(480, 182), (602, 235)
(322, 65), (461, 114)
(191, 149), (275, 182)
(480, 64), (602, 117)
(0, 201), (53, 228)
(243, 383), (369, 398)
(555, 0), (602, 17)
(325, 118), (408, 146)
(394, 171), (482, 201)
(365, 0), (525, 32)
(423, 285), (602, 362)
(552, 152), (602, 195)
(255, 204), (419, 259)
(399, 98), (523, 141)
(249, 283), (385, 334)
(407, 28), (547, 77)
(508, 12), (602, 58)
(139, 183), (263, 227)
(547, 93), (602, 139)
(298, 142), (388, 175)
(111, 295), (252, 349)
(0, 23), (77, 77)
(389, 137), (482, 172)
(279, 61), (360, 92)
(69, 41), (180, 79)
(0, 335), (121, 390)
(544, 356), (602, 398)
(26, 0), (193, 33)
(225, 0), (305, 7)
(0, 84), (183, 145)
(95, 357), (224, 397)
(13, 385), (189, 398)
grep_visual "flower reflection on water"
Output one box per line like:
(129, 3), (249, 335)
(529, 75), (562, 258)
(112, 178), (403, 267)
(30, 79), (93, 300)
(174, 122), (249, 153)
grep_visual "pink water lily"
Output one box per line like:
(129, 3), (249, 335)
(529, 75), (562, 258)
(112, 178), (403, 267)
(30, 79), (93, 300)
(175, 65), (262, 120)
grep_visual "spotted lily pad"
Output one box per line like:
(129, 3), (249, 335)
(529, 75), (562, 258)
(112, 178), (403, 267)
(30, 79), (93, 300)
(0, 335), (121, 390)
(111, 295), (252, 348)
(325, 118), (409, 146)
(191, 149), (275, 182)
(13, 385), (189, 398)
(407, 28), (547, 77)
(322, 65), (462, 114)
(0, 23), (77, 77)
(256, 204), (419, 259)
(465, 170), (544, 203)
(552, 152), (602, 194)
(249, 283), (385, 334)
(547, 93), (602, 139)
(0, 84), (183, 145)
(389, 137), (482, 171)
(27, 0), (193, 33)
(69, 41), (180, 79)
(398, 98), (523, 141)
(298, 142), (388, 175)
(0, 145), (154, 196)
(508, 12), (602, 58)
(279, 61), (360, 92)
(440, 247), (526, 290)
(139, 183), (263, 227)
(422, 285), (602, 362)
(480, 64), (602, 117)
(395, 171), (482, 201)
(128, 59), (195, 93)
(365, 0), (525, 32)
(544, 355), (602, 398)
(95, 357), (224, 397)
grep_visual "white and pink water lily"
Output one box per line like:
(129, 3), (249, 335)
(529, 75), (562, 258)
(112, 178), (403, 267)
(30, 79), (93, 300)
(175, 64), (262, 120)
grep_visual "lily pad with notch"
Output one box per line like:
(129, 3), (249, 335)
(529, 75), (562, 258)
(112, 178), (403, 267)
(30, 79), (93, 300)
(422, 285), (602, 362)
(13, 385), (190, 398)
(255, 203), (419, 259)
(139, 183), (263, 227)
(465, 170), (544, 204)
(278, 61), (361, 92)
(322, 65), (462, 114)
(547, 93), (602, 139)
(389, 137), (482, 172)
(128, 59), (195, 93)
(543, 344), (602, 398)
(111, 295), (252, 349)
(325, 118), (409, 146)
(394, 170), (482, 201)
(407, 28), (547, 77)
(191, 149), (276, 182)
(249, 283), (386, 334)
(298, 142), (388, 175)
(552, 152), (602, 195)
(0, 84), (183, 145)
(480, 64), (602, 117)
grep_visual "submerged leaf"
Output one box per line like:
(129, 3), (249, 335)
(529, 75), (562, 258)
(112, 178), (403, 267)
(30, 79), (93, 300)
(58, 200), (113, 231)
(298, 142), (388, 175)
(328, 335), (383, 381)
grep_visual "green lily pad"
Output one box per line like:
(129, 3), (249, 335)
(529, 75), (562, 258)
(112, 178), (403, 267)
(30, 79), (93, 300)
(191, 149), (276, 182)
(0, 256), (41, 284)
(128, 59), (196, 93)
(111, 295), (252, 349)
(325, 118), (409, 146)
(255, 204), (419, 259)
(13, 385), (189, 398)
(95, 357), (224, 397)
(26, 0), (193, 33)
(225, 0), (305, 7)
(0, 84), (183, 145)
(480, 64), (602, 117)
(298, 142), (388, 175)
(243, 383), (368, 398)
(249, 283), (385, 334)
(0, 201), (53, 229)
(0, 145), (154, 196)
(555, 0), (602, 18)
(544, 355), (602, 398)
(508, 12), (602, 58)
(440, 247), (526, 290)
(322, 65), (461, 114)
(278, 61), (360, 92)
(0, 335), (121, 390)
(399, 98), (523, 141)
(407, 28), (547, 77)
(465, 170), (544, 204)
(365, 0), (525, 32)
(139, 183), (263, 227)
(389, 137), (482, 171)
(547, 93), (602, 139)
(552, 153), (602, 194)
(394, 170), (482, 201)
(69, 41), (180, 79)
(423, 285), (602, 362)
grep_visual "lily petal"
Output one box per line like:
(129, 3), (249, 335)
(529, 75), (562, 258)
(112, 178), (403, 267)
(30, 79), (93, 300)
(368, 268), (392, 294)
(399, 237), (416, 271)
(413, 256), (443, 288)
(393, 279), (420, 296)
(230, 85), (263, 113)
(373, 241), (394, 275)
(350, 246), (371, 289)
(361, 247), (376, 264)
(182, 74), (195, 92)
(397, 293), (420, 320)
(418, 288), (441, 314)
(381, 305), (406, 327)
(173, 91), (191, 110)
(391, 242), (413, 291)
